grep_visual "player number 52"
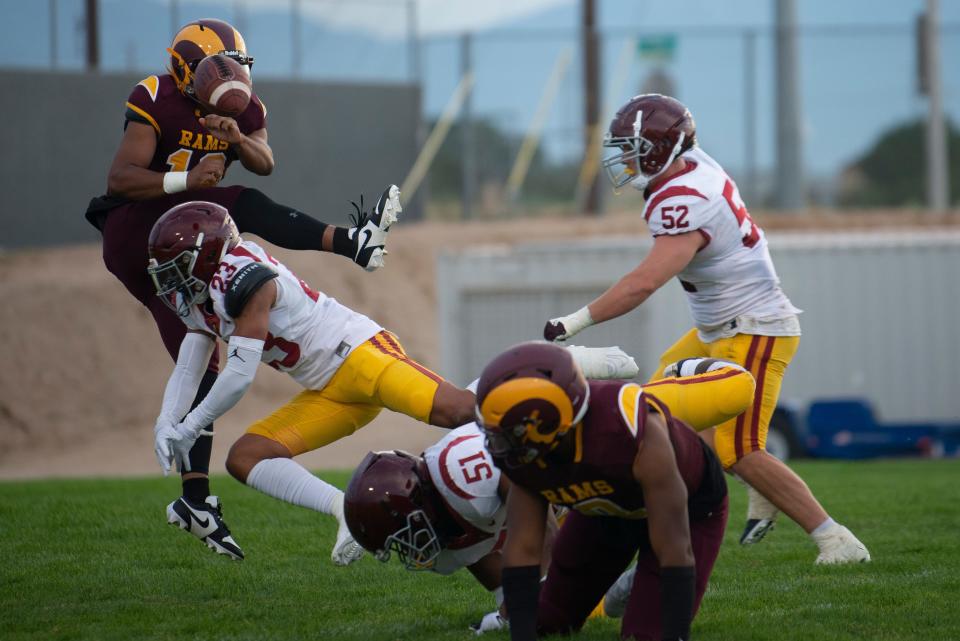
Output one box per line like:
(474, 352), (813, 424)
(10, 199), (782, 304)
(659, 205), (689, 229)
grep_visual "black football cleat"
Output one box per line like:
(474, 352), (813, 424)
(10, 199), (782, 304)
(166, 495), (244, 560)
(740, 518), (776, 545)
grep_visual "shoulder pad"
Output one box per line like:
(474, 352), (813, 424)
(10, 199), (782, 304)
(136, 75), (160, 102)
(617, 383), (644, 438)
(224, 263), (277, 318)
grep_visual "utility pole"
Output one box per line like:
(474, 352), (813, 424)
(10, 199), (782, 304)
(407, 0), (421, 84)
(744, 29), (757, 205)
(923, 0), (949, 211)
(85, 0), (99, 71)
(581, 0), (601, 216)
(291, 0), (302, 78)
(49, 0), (58, 68)
(774, 0), (803, 210)
(460, 33), (476, 220)
(233, 1), (247, 40)
(408, 0), (426, 220)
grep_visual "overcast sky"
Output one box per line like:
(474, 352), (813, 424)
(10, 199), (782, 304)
(1, 0), (956, 177)
(237, 0), (574, 37)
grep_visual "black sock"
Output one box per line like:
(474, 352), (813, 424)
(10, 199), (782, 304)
(182, 477), (210, 504)
(183, 369), (217, 476)
(186, 431), (214, 476)
(332, 226), (354, 258)
(231, 188), (329, 251)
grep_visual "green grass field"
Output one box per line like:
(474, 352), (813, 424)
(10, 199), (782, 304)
(2, 459), (957, 641)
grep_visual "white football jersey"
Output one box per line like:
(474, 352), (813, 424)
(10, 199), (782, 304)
(181, 239), (382, 390)
(423, 423), (507, 575)
(643, 147), (801, 342)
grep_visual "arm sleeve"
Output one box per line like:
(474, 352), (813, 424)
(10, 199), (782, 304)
(181, 335), (263, 431)
(660, 565), (696, 640)
(502, 565), (540, 641)
(158, 332), (216, 424)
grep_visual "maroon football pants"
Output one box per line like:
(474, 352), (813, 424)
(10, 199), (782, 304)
(101, 186), (245, 369)
(537, 496), (728, 641)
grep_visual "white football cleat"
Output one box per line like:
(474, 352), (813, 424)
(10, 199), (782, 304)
(348, 184), (401, 272)
(330, 493), (364, 566)
(469, 611), (507, 635)
(813, 523), (871, 565)
(602, 564), (636, 618)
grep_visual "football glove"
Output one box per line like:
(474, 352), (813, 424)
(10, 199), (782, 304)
(153, 418), (205, 476)
(543, 306), (593, 342)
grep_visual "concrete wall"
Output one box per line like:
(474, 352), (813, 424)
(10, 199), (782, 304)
(0, 70), (420, 249)
(437, 230), (960, 423)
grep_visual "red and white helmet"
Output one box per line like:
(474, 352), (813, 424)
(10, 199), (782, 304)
(601, 93), (696, 191)
(147, 201), (239, 317)
(343, 450), (447, 571)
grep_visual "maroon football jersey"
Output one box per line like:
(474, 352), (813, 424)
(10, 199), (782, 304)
(501, 380), (725, 519)
(124, 73), (267, 173)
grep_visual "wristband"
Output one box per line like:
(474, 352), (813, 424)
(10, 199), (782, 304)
(163, 171), (188, 194)
(563, 306), (594, 336)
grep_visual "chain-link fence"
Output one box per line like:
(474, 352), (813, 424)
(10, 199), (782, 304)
(2, 0), (958, 214)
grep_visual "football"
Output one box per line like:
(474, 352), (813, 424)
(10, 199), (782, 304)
(192, 54), (252, 117)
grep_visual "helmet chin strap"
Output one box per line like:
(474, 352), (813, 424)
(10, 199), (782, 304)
(629, 132), (686, 192)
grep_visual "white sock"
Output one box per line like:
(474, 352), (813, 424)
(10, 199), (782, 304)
(246, 458), (342, 515)
(745, 485), (779, 521)
(811, 517), (837, 538)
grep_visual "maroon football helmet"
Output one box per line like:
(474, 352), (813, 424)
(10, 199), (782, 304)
(476, 341), (590, 468)
(601, 93), (696, 191)
(147, 201), (240, 317)
(344, 450), (446, 571)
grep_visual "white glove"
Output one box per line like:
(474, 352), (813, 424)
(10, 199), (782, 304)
(543, 306), (593, 342)
(469, 611), (507, 635)
(566, 345), (639, 379)
(153, 417), (204, 476)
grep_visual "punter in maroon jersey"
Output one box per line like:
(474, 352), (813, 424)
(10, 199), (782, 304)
(83, 18), (397, 561)
(476, 342), (745, 641)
